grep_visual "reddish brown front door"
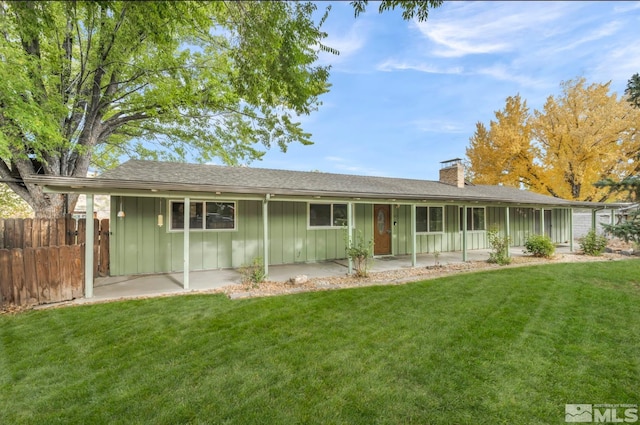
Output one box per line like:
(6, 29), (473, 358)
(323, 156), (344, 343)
(374, 204), (391, 255)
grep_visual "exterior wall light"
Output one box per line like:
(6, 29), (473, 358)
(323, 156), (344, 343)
(117, 197), (125, 218)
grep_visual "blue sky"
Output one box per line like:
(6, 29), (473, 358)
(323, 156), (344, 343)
(254, 1), (640, 181)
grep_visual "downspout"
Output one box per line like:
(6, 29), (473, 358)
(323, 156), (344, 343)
(591, 206), (607, 234)
(569, 208), (574, 252)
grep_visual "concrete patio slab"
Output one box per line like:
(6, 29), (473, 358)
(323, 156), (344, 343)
(76, 246), (572, 304)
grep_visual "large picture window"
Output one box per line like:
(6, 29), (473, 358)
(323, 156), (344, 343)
(309, 203), (348, 228)
(416, 206), (444, 233)
(170, 201), (236, 231)
(459, 207), (485, 231)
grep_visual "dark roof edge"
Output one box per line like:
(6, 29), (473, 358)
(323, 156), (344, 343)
(23, 175), (627, 209)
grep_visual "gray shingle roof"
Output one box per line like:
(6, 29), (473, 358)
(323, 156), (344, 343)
(92, 160), (602, 207)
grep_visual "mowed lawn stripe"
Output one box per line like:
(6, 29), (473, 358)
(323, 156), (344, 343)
(1, 261), (639, 424)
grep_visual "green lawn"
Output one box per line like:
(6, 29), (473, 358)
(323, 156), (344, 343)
(1, 261), (639, 424)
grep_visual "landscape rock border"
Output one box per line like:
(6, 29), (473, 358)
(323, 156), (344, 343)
(222, 251), (637, 300)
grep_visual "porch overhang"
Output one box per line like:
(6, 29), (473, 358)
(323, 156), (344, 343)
(23, 175), (626, 210)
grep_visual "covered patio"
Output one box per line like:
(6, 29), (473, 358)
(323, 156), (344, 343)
(77, 246), (574, 304)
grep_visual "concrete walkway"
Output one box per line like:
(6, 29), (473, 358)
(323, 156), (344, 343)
(76, 246), (574, 304)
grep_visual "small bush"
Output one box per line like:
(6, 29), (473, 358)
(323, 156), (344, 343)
(579, 229), (608, 256)
(239, 257), (266, 288)
(345, 230), (374, 277)
(487, 226), (511, 265)
(523, 234), (555, 258)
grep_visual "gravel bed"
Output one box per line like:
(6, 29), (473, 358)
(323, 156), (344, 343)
(222, 251), (635, 300)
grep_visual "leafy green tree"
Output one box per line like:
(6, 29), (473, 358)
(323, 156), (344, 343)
(595, 74), (640, 243)
(351, 0), (444, 21)
(627, 73), (640, 108)
(1, 0), (445, 218)
(0, 1), (335, 217)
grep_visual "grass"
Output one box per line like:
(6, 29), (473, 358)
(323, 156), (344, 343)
(1, 261), (639, 424)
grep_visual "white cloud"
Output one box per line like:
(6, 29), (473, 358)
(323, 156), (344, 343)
(377, 59), (463, 74)
(324, 156), (386, 176)
(553, 20), (623, 53)
(317, 19), (368, 66)
(413, 1), (574, 58)
(592, 43), (640, 88)
(475, 64), (548, 89)
(613, 2), (640, 13)
(410, 119), (466, 134)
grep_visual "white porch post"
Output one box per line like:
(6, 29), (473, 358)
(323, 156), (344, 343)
(347, 202), (353, 275)
(84, 194), (94, 298)
(591, 209), (597, 232)
(263, 195), (269, 276)
(540, 208), (545, 236)
(183, 197), (190, 290)
(569, 208), (574, 252)
(411, 204), (417, 267)
(505, 206), (510, 258)
(462, 205), (468, 262)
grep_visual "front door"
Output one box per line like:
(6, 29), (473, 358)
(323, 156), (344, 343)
(374, 204), (391, 255)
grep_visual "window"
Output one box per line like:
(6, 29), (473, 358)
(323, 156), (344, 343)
(309, 203), (348, 227)
(170, 201), (235, 231)
(459, 207), (485, 231)
(416, 206), (444, 233)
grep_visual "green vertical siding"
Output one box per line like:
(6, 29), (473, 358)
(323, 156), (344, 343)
(111, 197), (264, 275)
(267, 201), (348, 264)
(109, 195), (573, 276)
(394, 205), (463, 255)
(550, 209), (570, 243)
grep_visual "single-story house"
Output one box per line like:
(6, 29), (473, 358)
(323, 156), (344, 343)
(25, 158), (620, 298)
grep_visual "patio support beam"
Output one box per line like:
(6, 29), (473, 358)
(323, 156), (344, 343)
(263, 195), (270, 276)
(569, 208), (574, 252)
(591, 209), (597, 233)
(411, 204), (417, 267)
(347, 202), (353, 275)
(84, 194), (94, 298)
(540, 208), (545, 236)
(462, 205), (468, 262)
(183, 197), (190, 290)
(505, 206), (510, 258)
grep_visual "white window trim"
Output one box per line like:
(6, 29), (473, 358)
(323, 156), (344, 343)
(307, 202), (351, 229)
(459, 206), (486, 232)
(415, 205), (445, 234)
(167, 199), (237, 232)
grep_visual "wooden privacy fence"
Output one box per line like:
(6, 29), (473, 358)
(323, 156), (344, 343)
(0, 217), (110, 307)
(0, 245), (84, 306)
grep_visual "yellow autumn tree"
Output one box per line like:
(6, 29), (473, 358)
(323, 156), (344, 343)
(466, 95), (546, 191)
(466, 78), (640, 201)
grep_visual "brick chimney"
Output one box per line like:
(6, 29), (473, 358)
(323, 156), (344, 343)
(439, 158), (464, 188)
